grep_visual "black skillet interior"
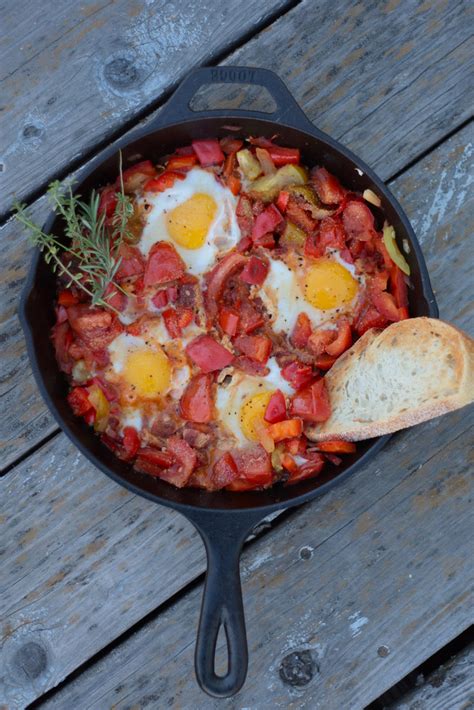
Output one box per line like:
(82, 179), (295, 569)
(20, 66), (438, 697)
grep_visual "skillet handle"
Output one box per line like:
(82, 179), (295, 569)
(154, 65), (315, 130)
(184, 508), (264, 698)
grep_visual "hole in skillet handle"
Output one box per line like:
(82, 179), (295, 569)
(184, 507), (264, 698)
(152, 65), (317, 132)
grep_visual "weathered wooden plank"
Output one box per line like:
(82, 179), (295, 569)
(1, 0), (473, 469)
(1, 116), (468, 710)
(0, 0), (293, 216)
(36, 419), (474, 709)
(391, 643), (474, 710)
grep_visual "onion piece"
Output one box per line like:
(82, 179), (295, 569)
(383, 224), (411, 275)
(255, 147), (276, 175)
(363, 188), (381, 207)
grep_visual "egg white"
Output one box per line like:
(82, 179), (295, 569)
(215, 358), (293, 447)
(259, 252), (364, 334)
(138, 168), (241, 275)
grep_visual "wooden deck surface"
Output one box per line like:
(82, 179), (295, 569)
(0, 0), (472, 708)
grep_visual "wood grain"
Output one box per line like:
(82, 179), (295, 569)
(1, 0), (473, 470)
(1, 124), (472, 705)
(36, 415), (474, 709)
(0, 0), (292, 216)
(391, 643), (474, 710)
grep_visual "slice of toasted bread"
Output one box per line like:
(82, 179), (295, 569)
(306, 318), (474, 442)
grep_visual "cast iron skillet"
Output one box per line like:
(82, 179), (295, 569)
(20, 66), (438, 698)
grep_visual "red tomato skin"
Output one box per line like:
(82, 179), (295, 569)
(290, 379), (331, 423)
(219, 307), (240, 337)
(281, 361), (315, 390)
(239, 256), (269, 285)
(212, 452), (239, 488)
(122, 427), (141, 460)
(264, 390), (287, 423)
(234, 335), (272, 364)
(192, 139), (225, 166)
(180, 374), (214, 424)
(144, 243), (186, 286)
(186, 335), (234, 373)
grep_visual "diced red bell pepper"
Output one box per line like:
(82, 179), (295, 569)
(219, 307), (240, 337)
(281, 361), (315, 390)
(317, 440), (356, 454)
(390, 264), (409, 309)
(144, 171), (185, 193)
(267, 146), (300, 166)
(152, 289), (169, 309)
(227, 175), (241, 196)
(233, 445), (273, 485)
(186, 335), (234, 373)
(252, 204), (283, 242)
(371, 289), (400, 322)
(239, 256), (269, 285)
(212, 452), (239, 488)
(234, 335), (272, 364)
(291, 313), (312, 349)
(177, 308), (193, 329)
(166, 154), (198, 170)
(191, 139), (225, 166)
(122, 427), (141, 461)
(180, 373), (214, 424)
(268, 418), (303, 442)
(325, 320), (352, 357)
(223, 151), (236, 178)
(205, 252), (247, 317)
(311, 167), (345, 204)
(135, 447), (175, 477)
(67, 387), (93, 417)
(144, 243), (186, 286)
(290, 379), (331, 423)
(264, 390), (287, 424)
(98, 186), (118, 218)
(275, 190), (290, 213)
(238, 301), (265, 334)
(58, 289), (79, 307)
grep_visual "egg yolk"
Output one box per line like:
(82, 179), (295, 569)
(240, 391), (272, 442)
(166, 193), (217, 249)
(304, 259), (358, 310)
(123, 348), (171, 398)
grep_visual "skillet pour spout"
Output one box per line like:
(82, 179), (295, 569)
(19, 65), (438, 697)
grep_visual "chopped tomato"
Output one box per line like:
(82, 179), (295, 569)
(285, 436), (307, 455)
(290, 379), (331, 423)
(371, 289), (400, 322)
(122, 160), (156, 191)
(122, 427), (141, 461)
(191, 139), (225, 166)
(236, 235), (252, 252)
(104, 284), (127, 312)
(67, 304), (121, 352)
(175, 145), (195, 156)
(238, 301), (265, 334)
(268, 418), (303, 442)
(152, 289), (169, 309)
(162, 308), (182, 338)
(220, 136), (244, 154)
(342, 200), (376, 241)
(233, 356), (269, 377)
(291, 313), (312, 348)
(205, 252), (247, 317)
(166, 154), (198, 170)
(166, 285), (178, 302)
(236, 195), (255, 238)
(281, 361), (315, 390)
(212, 452), (239, 488)
(67, 387), (93, 417)
(355, 305), (387, 336)
(233, 446), (273, 485)
(318, 217), (346, 252)
(219, 307), (240, 337)
(276, 190), (290, 212)
(186, 335), (234, 373)
(286, 198), (317, 235)
(311, 167), (345, 204)
(252, 204), (283, 242)
(234, 335), (272, 364)
(115, 244), (144, 281)
(317, 440), (356, 454)
(304, 233), (322, 259)
(325, 320), (352, 357)
(58, 290), (79, 307)
(180, 373), (214, 423)
(313, 353), (337, 371)
(177, 308), (193, 328)
(239, 256), (269, 285)
(285, 453), (325, 485)
(390, 264), (409, 309)
(98, 186), (118, 217)
(267, 146), (300, 166)
(164, 436), (198, 484)
(144, 171), (185, 193)
(135, 447), (175, 477)
(144, 243), (186, 286)
(253, 232), (276, 248)
(308, 328), (335, 357)
(264, 390), (287, 423)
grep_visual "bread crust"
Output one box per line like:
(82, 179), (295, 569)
(306, 318), (474, 442)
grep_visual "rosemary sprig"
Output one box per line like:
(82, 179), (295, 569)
(14, 153), (134, 312)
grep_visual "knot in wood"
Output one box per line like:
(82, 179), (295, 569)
(104, 57), (140, 88)
(279, 650), (317, 686)
(22, 124), (43, 140)
(13, 641), (48, 679)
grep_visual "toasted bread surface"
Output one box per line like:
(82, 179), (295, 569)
(306, 318), (474, 442)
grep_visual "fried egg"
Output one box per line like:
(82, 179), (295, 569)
(215, 358), (293, 447)
(139, 168), (241, 275)
(260, 251), (363, 333)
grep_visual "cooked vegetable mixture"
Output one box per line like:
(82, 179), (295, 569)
(18, 135), (411, 490)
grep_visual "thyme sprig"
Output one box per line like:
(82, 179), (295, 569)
(14, 154), (134, 312)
